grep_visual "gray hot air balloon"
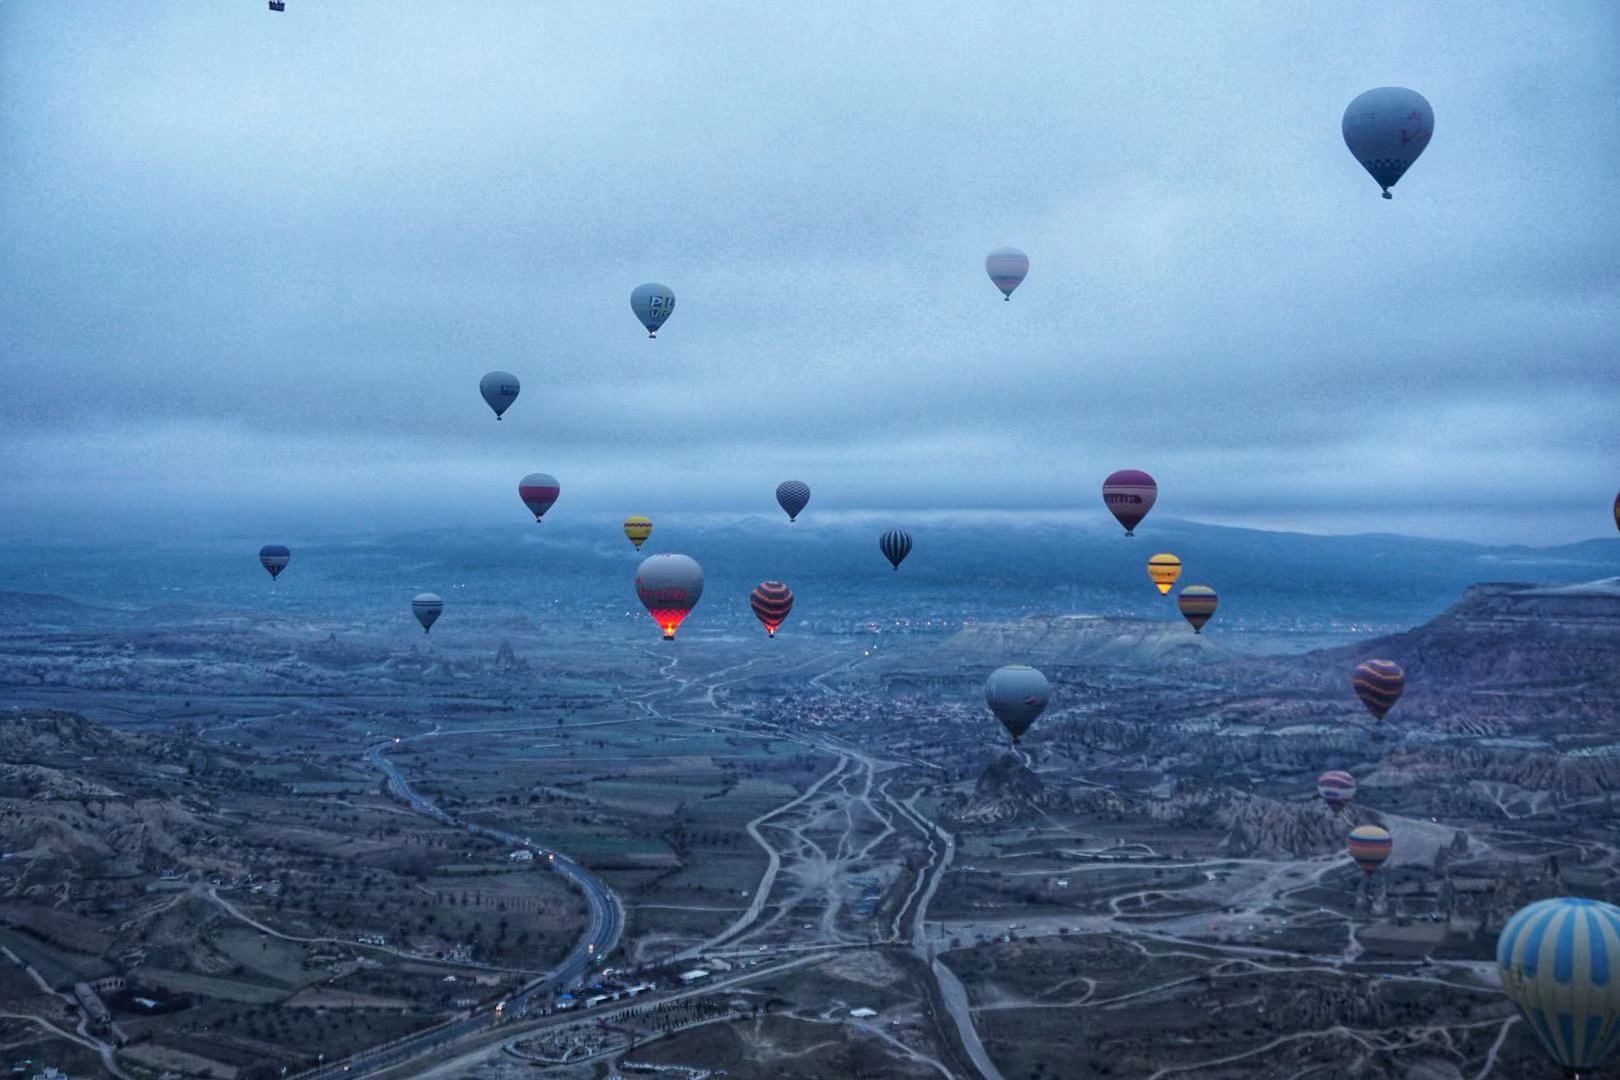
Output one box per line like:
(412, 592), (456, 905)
(985, 248), (1029, 300)
(412, 593), (443, 634)
(775, 480), (810, 522)
(479, 371), (520, 420)
(1342, 87), (1434, 199)
(631, 283), (676, 338)
(635, 553), (704, 640)
(984, 664), (1051, 743)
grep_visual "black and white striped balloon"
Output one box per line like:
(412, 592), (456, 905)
(879, 529), (912, 571)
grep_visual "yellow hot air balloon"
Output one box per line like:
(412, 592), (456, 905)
(1147, 553), (1181, 595)
(623, 516), (653, 550)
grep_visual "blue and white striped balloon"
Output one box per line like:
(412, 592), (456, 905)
(1497, 897), (1620, 1074)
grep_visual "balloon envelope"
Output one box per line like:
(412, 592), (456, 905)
(749, 581), (793, 637)
(623, 516), (653, 550)
(1346, 824), (1391, 875)
(1177, 585), (1218, 633)
(776, 481), (810, 522)
(1317, 770), (1357, 814)
(412, 592), (443, 633)
(1497, 897), (1620, 1075)
(636, 554), (703, 639)
(1103, 470), (1157, 535)
(518, 473), (560, 523)
(880, 529), (912, 570)
(1613, 490), (1618, 534)
(479, 371), (520, 419)
(985, 248), (1028, 300)
(984, 665), (1051, 743)
(1342, 87), (1434, 199)
(1353, 659), (1405, 722)
(258, 544), (290, 580)
(1147, 553), (1181, 595)
(631, 283), (676, 337)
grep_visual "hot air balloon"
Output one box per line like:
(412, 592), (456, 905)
(1317, 770), (1357, 814)
(1102, 470), (1157, 535)
(412, 593), (443, 634)
(749, 581), (793, 638)
(518, 473), (560, 523)
(1177, 585), (1217, 633)
(984, 665), (1050, 744)
(479, 371), (520, 420)
(259, 544), (290, 580)
(1613, 490), (1618, 534)
(1147, 553), (1181, 595)
(1498, 897), (1620, 1078)
(1346, 824), (1391, 876)
(880, 529), (912, 571)
(776, 481), (810, 522)
(1342, 87), (1434, 200)
(1352, 659), (1405, 722)
(636, 554), (703, 640)
(631, 283), (676, 338)
(623, 516), (653, 550)
(985, 248), (1028, 301)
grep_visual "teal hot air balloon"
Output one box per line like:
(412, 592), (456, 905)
(412, 593), (443, 633)
(1498, 897), (1620, 1077)
(1342, 87), (1434, 199)
(479, 371), (520, 419)
(631, 283), (676, 338)
(984, 665), (1050, 744)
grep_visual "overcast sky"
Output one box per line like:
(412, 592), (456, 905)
(2, 2), (1616, 545)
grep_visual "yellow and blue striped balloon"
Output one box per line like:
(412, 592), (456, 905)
(1498, 897), (1620, 1074)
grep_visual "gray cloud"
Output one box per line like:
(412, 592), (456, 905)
(2, 2), (1616, 545)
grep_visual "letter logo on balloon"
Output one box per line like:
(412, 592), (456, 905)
(636, 553), (703, 640)
(631, 283), (676, 338)
(479, 371), (520, 420)
(1342, 87), (1434, 199)
(1147, 553), (1181, 595)
(1102, 470), (1157, 535)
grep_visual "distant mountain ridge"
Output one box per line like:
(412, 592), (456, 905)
(2, 521), (1616, 646)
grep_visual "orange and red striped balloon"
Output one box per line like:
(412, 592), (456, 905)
(1177, 585), (1218, 633)
(1347, 824), (1392, 876)
(1352, 659), (1405, 722)
(749, 581), (793, 638)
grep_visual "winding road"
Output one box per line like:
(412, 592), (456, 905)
(290, 737), (622, 1079)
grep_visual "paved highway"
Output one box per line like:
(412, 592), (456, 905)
(290, 739), (622, 1079)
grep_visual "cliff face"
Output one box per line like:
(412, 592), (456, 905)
(1302, 578), (1620, 734)
(936, 614), (1236, 668)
